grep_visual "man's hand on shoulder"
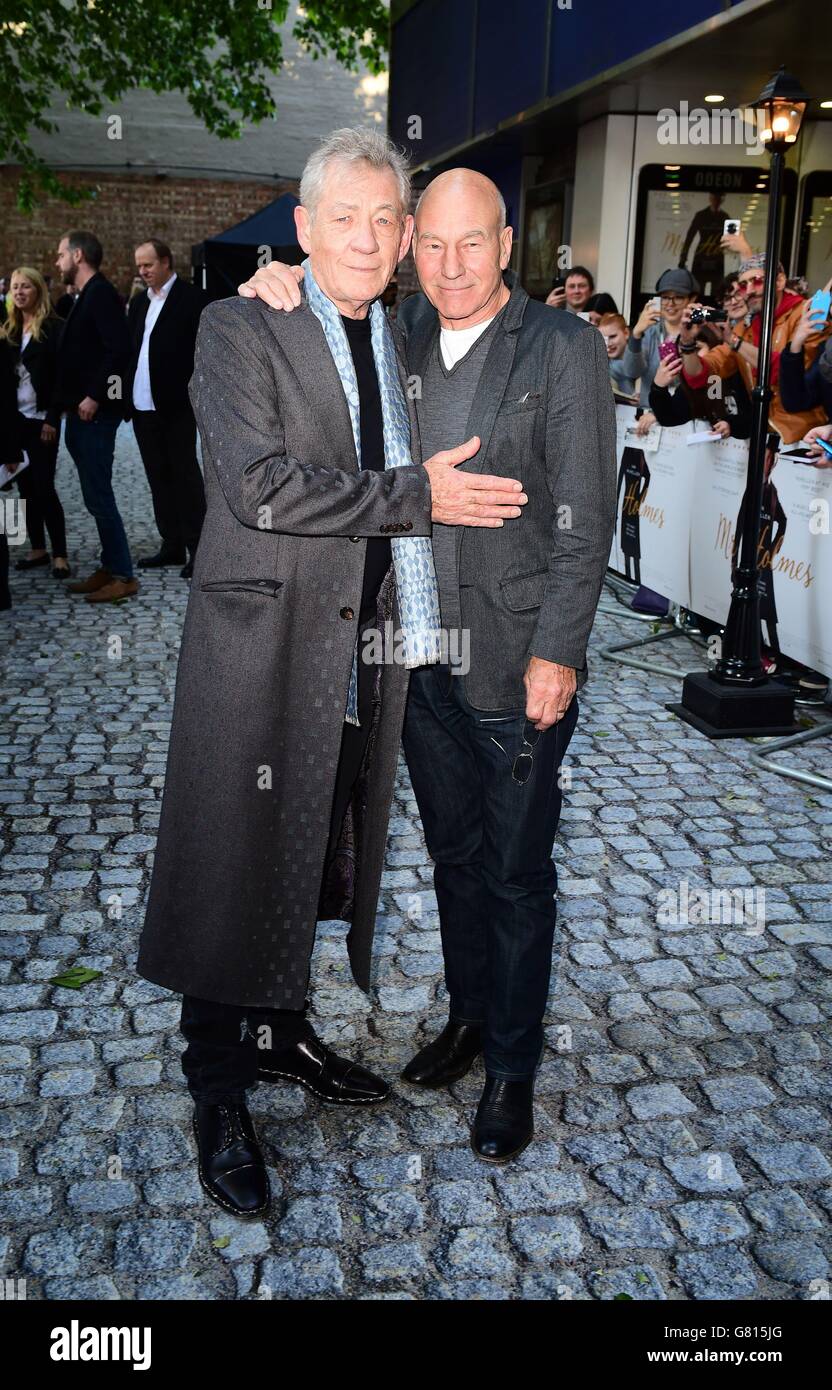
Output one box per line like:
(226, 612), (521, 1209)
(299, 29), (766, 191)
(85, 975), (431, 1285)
(424, 437), (528, 528)
(524, 657), (576, 731)
(238, 261), (305, 311)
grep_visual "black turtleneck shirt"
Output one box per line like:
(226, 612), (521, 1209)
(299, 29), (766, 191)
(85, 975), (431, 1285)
(340, 312), (392, 625)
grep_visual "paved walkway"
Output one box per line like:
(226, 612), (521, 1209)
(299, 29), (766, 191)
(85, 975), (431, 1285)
(1, 426), (831, 1301)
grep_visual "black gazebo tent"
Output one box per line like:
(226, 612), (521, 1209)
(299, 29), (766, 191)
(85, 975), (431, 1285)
(191, 193), (302, 302)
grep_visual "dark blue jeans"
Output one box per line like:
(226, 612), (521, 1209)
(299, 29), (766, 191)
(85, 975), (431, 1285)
(402, 664), (578, 1079)
(64, 413), (133, 580)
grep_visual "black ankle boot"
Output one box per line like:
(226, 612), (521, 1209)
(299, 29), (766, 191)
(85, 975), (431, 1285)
(471, 1075), (534, 1163)
(257, 1030), (389, 1105)
(402, 1018), (483, 1088)
(192, 1100), (270, 1217)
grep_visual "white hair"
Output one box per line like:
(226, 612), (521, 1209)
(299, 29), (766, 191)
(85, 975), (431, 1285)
(299, 127), (411, 221)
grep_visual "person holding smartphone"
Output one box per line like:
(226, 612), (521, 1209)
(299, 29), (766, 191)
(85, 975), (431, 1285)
(803, 422), (832, 467)
(545, 265), (594, 313)
(678, 255), (831, 444)
(648, 340), (750, 438)
(779, 279), (832, 425)
(621, 267), (699, 437)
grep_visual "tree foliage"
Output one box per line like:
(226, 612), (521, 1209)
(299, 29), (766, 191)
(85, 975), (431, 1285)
(1, 0), (389, 210)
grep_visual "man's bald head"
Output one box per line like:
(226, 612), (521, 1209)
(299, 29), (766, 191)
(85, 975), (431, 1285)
(413, 167), (513, 330)
(415, 169), (506, 235)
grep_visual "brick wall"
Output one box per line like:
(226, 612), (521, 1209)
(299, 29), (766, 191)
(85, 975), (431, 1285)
(0, 167), (299, 298)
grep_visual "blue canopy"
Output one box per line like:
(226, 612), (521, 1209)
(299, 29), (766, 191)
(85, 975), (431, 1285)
(192, 192), (302, 300)
(208, 193), (300, 246)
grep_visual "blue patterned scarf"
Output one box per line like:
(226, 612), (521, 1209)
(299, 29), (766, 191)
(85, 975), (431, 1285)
(303, 259), (441, 725)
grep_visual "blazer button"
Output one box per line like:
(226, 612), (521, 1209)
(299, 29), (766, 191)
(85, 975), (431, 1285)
(349, 536), (359, 543)
(340, 606), (354, 620)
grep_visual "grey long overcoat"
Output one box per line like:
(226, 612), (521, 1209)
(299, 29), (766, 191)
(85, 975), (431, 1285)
(137, 293), (432, 1009)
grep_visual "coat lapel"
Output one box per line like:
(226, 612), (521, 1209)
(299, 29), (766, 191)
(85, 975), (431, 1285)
(261, 303), (359, 473)
(399, 278), (528, 476)
(404, 307), (440, 389)
(153, 275), (182, 330)
(464, 302), (522, 476)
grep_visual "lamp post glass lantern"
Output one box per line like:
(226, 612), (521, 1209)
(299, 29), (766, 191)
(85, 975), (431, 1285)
(672, 68), (810, 738)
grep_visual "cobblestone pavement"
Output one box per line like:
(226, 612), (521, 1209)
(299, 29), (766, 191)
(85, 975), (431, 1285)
(1, 426), (831, 1302)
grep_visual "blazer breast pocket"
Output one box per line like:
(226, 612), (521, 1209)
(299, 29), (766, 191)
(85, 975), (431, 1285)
(495, 391), (542, 418)
(199, 578), (284, 597)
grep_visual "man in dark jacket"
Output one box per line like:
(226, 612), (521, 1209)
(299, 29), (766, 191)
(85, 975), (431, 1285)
(125, 241), (206, 578)
(54, 231), (136, 603)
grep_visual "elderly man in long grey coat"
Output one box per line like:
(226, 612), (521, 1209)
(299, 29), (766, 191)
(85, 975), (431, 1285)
(136, 128), (526, 1217)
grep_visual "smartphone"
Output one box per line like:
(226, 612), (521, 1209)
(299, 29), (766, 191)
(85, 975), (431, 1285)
(551, 276), (566, 293)
(649, 295), (661, 312)
(782, 446), (823, 462)
(809, 289), (831, 320)
(816, 436), (832, 459)
(723, 218), (741, 237)
(658, 339), (681, 365)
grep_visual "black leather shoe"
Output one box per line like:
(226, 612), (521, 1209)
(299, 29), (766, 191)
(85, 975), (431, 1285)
(402, 1018), (483, 1088)
(138, 550), (186, 568)
(15, 553), (50, 570)
(471, 1075), (535, 1163)
(257, 1032), (389, 1105)
(192, 1101), (271, 1218)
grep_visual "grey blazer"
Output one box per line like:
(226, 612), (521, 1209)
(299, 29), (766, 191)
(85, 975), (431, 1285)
(398, 278), (617, 709)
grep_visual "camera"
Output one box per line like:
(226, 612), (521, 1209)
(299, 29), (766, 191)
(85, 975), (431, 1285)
(689, 307), (728, 324)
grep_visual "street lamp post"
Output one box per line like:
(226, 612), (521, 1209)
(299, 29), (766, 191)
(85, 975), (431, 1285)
(672, 67), (810, 739)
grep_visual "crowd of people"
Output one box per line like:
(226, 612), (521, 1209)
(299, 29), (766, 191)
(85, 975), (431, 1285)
(543, 250), (832, 451)
(0, 232), (205, 611)
(541, 243), (832, 697)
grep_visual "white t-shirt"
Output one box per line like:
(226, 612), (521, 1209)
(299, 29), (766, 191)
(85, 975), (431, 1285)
(439, 313), (498, 371)
(17, 330), (45, 420)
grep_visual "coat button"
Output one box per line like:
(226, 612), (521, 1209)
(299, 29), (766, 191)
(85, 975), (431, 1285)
(340, 606), (354, 620)
(349, 536), (359, 543)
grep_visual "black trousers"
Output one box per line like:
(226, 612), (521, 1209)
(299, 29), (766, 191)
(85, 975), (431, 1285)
(180, 626), (377, 1102)
(402, 664), (578, 1077)
(132, 406), (206, 557)
(16, 417), (66, 558)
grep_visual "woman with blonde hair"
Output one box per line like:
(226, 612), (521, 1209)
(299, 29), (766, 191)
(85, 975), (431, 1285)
(0, 266), (70, 576)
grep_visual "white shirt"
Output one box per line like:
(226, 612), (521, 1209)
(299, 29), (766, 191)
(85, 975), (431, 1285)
(132, 272), (177, 411)
(439, 313), (498, 371)
(17, 330), (45, 420)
